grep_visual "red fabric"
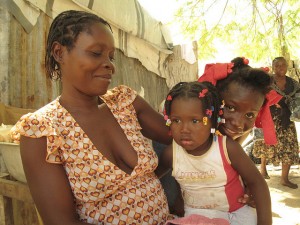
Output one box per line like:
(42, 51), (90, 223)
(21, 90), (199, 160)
(198, 63), (230, 85)
(165, 214), (230, 225)
(218, 136), (244, 212)
(255, 90), (283, 145)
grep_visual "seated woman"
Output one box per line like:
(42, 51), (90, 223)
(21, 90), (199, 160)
(11, 10), (173, 225)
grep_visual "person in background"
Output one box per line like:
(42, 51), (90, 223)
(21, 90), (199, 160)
(11, 10), (173, 224)
(156, 81), (272, 225)
(252, 57), (300, 189)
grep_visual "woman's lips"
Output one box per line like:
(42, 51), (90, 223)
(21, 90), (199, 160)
(94, 74), (112, 82)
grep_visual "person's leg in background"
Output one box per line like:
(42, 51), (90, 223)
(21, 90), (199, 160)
(281, 163), (298, 189)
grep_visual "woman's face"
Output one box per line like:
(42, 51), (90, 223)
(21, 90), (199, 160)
(59, 23), (115, 97)
(272, 59), (288, 77)
(218, 82), (265, 140)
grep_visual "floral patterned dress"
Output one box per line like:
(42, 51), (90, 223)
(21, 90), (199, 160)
(11, 85), (170, 224)
(253, 77), (299, 166)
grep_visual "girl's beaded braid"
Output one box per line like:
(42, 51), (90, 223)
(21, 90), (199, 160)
(164, 81), (224, 133)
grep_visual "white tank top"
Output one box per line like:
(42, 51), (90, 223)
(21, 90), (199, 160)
(172, 136), (244, 212)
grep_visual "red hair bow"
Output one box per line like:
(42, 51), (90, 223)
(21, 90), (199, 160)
(255, 90), (283, 145)
(198, 63), (233, 85)
(261, 67), (270, 73)
(199, 89), (208, 97)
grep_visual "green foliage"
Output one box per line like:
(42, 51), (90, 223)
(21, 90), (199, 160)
(174, 0), (300, 64)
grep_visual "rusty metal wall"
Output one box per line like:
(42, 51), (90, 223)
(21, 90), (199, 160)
(1, 9), (197, 111)
(112, 49), (170, 110)
(4, 10), (60, 109)
(1, 10), (170, 111)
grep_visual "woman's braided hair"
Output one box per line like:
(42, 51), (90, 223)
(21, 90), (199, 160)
(45, 10), (112, 80)
(164, 81), (222, 129)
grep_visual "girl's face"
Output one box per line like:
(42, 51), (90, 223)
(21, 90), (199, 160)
(272, 59), (288, 77)
(60, 23), (116, 97)
(218, 82), (265, 140)
(169, 97), (212, 155)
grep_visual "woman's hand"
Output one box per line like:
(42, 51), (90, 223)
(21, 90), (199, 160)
(170, 194), (185, 217)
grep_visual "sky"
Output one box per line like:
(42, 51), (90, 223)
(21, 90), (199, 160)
(138, 0), (179, 23)
(138, 0), (300, 72)
(138, 0), (184, 44)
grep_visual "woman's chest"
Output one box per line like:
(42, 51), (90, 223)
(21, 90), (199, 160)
(58, 107), (158, 176)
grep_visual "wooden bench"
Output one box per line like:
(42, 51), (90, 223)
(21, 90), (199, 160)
(0, 173), (40, 225)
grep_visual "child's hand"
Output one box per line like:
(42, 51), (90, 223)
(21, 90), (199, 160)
(238, 194), (256, 208)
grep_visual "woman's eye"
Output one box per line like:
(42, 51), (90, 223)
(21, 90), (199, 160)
(245, 113), (255, 119)
(91, 52), (102, 56)
(109, 56), (115, 62)
(225, 105), (235, 112)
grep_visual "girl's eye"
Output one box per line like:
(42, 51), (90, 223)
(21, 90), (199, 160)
(109, 56), (115, 62)
(245, 112), (255, 119)
(171, 119), (180, 123)
(225, 105), (235, 112)
(192, 119), (200, 124)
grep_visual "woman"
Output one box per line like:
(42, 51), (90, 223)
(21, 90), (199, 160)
(253, 57), (299, 189)
(11, 10), (173, 224)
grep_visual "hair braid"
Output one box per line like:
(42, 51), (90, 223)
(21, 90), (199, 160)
(45, 10), (112, 80)
(216, 57), (272, 96)
(164, 81), (222, 130)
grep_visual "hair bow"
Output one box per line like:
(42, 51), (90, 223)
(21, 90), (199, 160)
(199, 89), (208, 97)
(198, 63), (233, 85)
(255, 90), (283, 145)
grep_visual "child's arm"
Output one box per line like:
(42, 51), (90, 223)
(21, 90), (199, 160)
(155, 144), (173, 178)
(226, 137), (272, 225)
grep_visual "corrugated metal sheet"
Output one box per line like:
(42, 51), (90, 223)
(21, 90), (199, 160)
(7, 11), (59, 109)
(0, 8), (197, 111)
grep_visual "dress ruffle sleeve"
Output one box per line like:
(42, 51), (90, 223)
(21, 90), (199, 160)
(10, 105), (63, 164)
(101, 85), (142, 130)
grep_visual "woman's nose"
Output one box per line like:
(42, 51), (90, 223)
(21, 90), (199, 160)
(103, 57), (115, 73)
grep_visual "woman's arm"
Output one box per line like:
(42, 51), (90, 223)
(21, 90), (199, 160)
(20, 136), (91, 225)
(155, 144), (173, 178)
(226, 138), (272, 225)
(133, 95), (172, 145)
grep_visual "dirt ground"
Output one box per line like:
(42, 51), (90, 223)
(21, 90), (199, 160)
(265, 165), (300, 225)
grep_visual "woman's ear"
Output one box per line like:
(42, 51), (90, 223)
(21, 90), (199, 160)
(51, 41), (64, 63)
